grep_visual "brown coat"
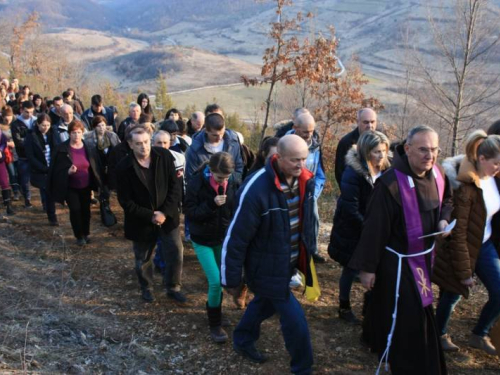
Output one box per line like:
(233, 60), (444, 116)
(433, 155), (500, 298)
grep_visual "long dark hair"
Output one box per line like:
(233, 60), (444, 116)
(165, 108), (182, 121)
(137, 93), (153, 115)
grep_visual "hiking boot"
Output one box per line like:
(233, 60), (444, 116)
(339, 308), (361, 325)
(440, 334), (460, 352)
(469, 334), (497, 355)
(233, 344), (268, 363)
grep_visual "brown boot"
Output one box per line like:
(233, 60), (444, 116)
(440, 334), (460, 352)
(233, 284), (248, 309)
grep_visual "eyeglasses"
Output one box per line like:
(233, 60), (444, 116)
(408, 144), (441, 156)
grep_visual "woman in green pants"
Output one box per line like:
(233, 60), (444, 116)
(184, 152), (236, 343)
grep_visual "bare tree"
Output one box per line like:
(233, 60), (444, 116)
(407, 0), (500, 156)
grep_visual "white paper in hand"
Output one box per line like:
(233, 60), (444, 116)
(418, 219), (457, 239)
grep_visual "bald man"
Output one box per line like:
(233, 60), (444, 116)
(335, 108), (378, 189)
(222, 134), (315, 373)
(288, 113), (326, 263)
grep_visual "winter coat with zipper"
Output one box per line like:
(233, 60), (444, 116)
(184, 164), (236, 247)
(47, 140), (103, 204)
(81, 107), (116, 132)
(433, 155), (500, 298)
(116, 147), (181, 242)
(328, 146), (390, 266)
(221, 155), (317, 301)
(185, 128), (244, 185)
(24, 127), (61, 189)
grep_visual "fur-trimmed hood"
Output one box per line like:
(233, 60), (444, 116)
(442, 154), (481, 190)
(345, 146), (371, 181)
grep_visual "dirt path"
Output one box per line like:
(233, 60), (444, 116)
(0, 193), (499, 374)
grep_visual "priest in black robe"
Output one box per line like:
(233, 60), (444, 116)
(349, 125), (453, 375)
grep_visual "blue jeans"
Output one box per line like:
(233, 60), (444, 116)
(233, 293), (313, 375)
(17, 159), (31, 200)
(436, 239), (500, 337)
(339, 266), (359, 302)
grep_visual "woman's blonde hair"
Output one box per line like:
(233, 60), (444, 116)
(357, 130), (390, 166)
(465, 130), (500, 164)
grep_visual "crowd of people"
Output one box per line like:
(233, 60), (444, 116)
(1, 76), (500, 375)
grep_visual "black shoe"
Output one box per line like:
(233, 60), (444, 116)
(49, 220), (59, 226)
(339, 308), (361, 325)
(24, 199), (33, 208)
(210, 326), (228, 343)
(6, 205), (15, 215)
(84, 236), (91, 244)
(312, 253), (326, 263)
(167, 291), (187, 303)
(76, 238), (86, 246)
(141, 289), (155, 303)
(233, 344), (268, 363)
(91, 198), (98, 205)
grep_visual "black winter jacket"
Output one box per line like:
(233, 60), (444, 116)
(328, 146), (389, 266)
(116, 147), (181, 242)
(184, 164), (236, 246)
(334, 127), (360, 188)
(47, 140), (103, 203)
(221, 156), (317, 300)
(81, 106), (116, 132)
(25, 127), (60, 189)
(11, 118), (35, 158)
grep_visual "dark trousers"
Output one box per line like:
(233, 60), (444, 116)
(17, 158), (31, 200)
(132, 227), (184, 292)
(66, 187), (91, 239)
(39, 187), (56, 222)
(233, 293), (313, 375)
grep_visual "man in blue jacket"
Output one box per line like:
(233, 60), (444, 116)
(185, 113), (243, 185)
(222, 134), (315, 375)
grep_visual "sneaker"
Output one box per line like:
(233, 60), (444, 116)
(233, 344), (268, 363)
(339, 308), (361, 325)
(12, 192), (20, 201)
(312, 253), (326, 263)
(141, 289), (155, 303)
(84, 236), (91, 244)
(440, 334), (460, 352)
(167, 291), (187, 303)
(24, 200), (33, 208)
(91, 198), (98, 205)
(6, 205), (15, 215)
(468, 334), (497, 355)
(49, 220), (59, 227)
(289, 273), (303, 289)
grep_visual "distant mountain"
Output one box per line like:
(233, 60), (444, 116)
(0, 0), (111, 30)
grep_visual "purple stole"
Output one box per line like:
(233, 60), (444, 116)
(394, 166), (445, 307)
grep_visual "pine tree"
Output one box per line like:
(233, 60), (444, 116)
(154, 71), (173, 119)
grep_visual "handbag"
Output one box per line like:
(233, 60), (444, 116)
(100, 198), (117, 227)
(3, 147), (13, 164)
